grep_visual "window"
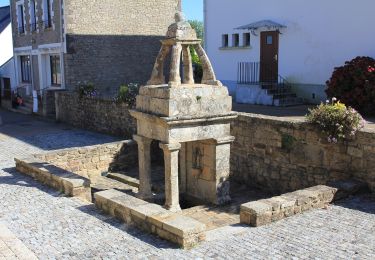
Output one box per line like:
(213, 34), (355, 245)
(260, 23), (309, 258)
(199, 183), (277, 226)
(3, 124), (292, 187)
(232, 34), (239, 47)
(30, 0), (37, 32)
(20, 56), (31, 83)
(17, 4), (25, 34)
(243, 33), (251, 47)
(43, 0), (52, 28)
(266, 35), (273, 45)
(222, 34), (228, 48)
(50, 55), (61, 86)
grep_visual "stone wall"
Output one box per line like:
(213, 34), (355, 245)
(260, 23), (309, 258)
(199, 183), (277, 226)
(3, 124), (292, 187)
(63, 0), (179, 93)
(231, 113), (375, 194)
(34, 140), (138, 180)
(55, 91), (136, 138)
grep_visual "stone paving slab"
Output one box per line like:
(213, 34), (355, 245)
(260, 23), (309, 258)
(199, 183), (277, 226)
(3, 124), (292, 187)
(0, 222), (38, 260)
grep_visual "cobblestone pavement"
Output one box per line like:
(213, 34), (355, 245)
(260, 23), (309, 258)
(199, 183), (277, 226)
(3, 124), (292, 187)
(0, 223), (38, 259)
(1, 109), (375, 259)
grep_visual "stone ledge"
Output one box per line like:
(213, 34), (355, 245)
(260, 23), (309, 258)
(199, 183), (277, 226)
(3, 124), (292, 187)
(94, 189), (206, 249)
(14, 157), (92, 202)
(240, 185), (338, 227)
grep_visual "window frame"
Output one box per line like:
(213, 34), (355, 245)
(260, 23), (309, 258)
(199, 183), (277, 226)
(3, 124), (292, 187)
(30, 0), (37, 32)
(17, 4), (25, 34)
(232, 33), (240, 47)
(222, 34), (229, 48)
(43, 0), (52, 28)
(243, 33), (251, 47)
(20, 55), (31, 83)
(50, 55), (61, 86)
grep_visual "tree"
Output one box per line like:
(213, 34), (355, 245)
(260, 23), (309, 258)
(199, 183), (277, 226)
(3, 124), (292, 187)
(188, 20), (204, 46)
(188, 20), (204, 83)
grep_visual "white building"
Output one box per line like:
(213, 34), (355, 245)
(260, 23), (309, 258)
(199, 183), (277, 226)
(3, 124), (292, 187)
(0, 5), (16, 109)
(204, 0), (375, 105)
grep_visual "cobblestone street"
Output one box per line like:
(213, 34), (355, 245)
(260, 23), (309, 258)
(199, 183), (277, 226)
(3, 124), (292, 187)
(1, 109), (375, 259)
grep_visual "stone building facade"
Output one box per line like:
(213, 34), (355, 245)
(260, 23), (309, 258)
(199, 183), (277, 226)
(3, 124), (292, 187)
(10, 0), (180, 116)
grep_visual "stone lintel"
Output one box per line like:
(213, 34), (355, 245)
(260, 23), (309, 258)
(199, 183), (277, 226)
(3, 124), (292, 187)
(200, 136), (236, 145)
(159, 142), (182, 152)
(133, 134), (153, 145)
(161, 39), (202, 46)
(130, 109), (238, 128)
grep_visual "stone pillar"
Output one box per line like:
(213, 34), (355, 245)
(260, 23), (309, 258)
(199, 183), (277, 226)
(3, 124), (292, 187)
(194, 44), (222, 86)
(134, 135), (153, 199)
(160, 142), (182, 212)
(214, 136), (235, 205)
(148, 44), (171, 85)
(182, 45), (194, 84)
(169, 42), (183, 87)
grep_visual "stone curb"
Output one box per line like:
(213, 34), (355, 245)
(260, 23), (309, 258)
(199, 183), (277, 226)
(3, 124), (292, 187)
(94, 189), (206, 249)
(14, 157), (92, 202)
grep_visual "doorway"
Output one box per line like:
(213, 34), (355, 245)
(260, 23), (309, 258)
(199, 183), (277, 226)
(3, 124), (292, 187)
(260, 31), (279, 83)
(0, 78), (11, 106)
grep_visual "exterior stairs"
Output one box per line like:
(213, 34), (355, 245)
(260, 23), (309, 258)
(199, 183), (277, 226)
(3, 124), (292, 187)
(9, 95), (33, 115)
(261, 82), (304, 107)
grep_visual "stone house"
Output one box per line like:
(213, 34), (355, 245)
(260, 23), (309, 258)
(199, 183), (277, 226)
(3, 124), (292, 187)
(10, 0), (180, 116)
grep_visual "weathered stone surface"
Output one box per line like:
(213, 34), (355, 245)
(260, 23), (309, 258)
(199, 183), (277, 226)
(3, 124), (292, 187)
(15, 157), (92, 202)
(240, 185), (339, 227)
(94, 189), (206, 249)
(231, 113), (375, 194)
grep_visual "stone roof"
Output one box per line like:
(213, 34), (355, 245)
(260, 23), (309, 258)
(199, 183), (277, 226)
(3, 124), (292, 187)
(0, 6), (10, 34)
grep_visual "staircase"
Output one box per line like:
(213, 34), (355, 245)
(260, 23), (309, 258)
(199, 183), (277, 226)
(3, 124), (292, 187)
(260, 82), (304, 107)
(10, 95), (33, 115)
(237, 62), (304, 107)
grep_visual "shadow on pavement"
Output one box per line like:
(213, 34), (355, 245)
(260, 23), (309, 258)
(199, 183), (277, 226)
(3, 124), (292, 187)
(75, 204), (179, 249)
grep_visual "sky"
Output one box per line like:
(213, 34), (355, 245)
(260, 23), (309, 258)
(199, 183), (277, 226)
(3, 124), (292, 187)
(0, 0), (203, 21)
(182, 0), (203, 21)
(0, 0), (9, 7)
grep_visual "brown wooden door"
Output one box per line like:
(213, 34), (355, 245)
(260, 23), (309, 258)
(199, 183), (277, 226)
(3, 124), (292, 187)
(260, 31), (279, 83)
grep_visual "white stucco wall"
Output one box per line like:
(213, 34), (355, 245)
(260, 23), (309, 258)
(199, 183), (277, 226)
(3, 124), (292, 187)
(205, 0), (375, 102)
(0, 23), (16, 92)
(0, 24), (13, 66)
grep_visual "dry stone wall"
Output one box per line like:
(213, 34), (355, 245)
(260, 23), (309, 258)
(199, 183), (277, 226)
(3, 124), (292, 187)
(231, 113), (375, 194)
(55, 91), (136, 138)
(34, 140), (138, 180)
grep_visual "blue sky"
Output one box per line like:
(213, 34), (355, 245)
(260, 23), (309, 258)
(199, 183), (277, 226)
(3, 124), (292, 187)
(182, 0), (203, 21)
(0, 0), (9, 7)
(0, 0), (203, 20)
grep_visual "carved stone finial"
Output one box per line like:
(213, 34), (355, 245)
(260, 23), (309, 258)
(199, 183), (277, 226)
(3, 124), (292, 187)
(175, 12), (186, 22)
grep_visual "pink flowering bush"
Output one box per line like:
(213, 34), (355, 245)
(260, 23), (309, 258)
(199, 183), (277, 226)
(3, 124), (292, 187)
(306, 98), (365, 143)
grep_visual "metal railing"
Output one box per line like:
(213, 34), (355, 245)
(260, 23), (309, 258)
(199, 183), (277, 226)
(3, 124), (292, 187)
(237, 61), (291, 88)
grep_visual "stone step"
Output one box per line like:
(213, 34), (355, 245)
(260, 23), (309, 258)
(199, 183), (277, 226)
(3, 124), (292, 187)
(107, 172), (165, 193)
(274, 97), (305, 107)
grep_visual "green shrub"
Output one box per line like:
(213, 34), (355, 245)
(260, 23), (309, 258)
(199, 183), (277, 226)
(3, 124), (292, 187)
(76, 82), (98, 99)
(306, 98), (365, 143)
(326, 56), (375, 115)
(114, 83), (139, 107)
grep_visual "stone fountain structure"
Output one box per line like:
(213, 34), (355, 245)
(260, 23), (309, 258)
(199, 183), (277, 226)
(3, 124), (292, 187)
(130, 12), (237, 212)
